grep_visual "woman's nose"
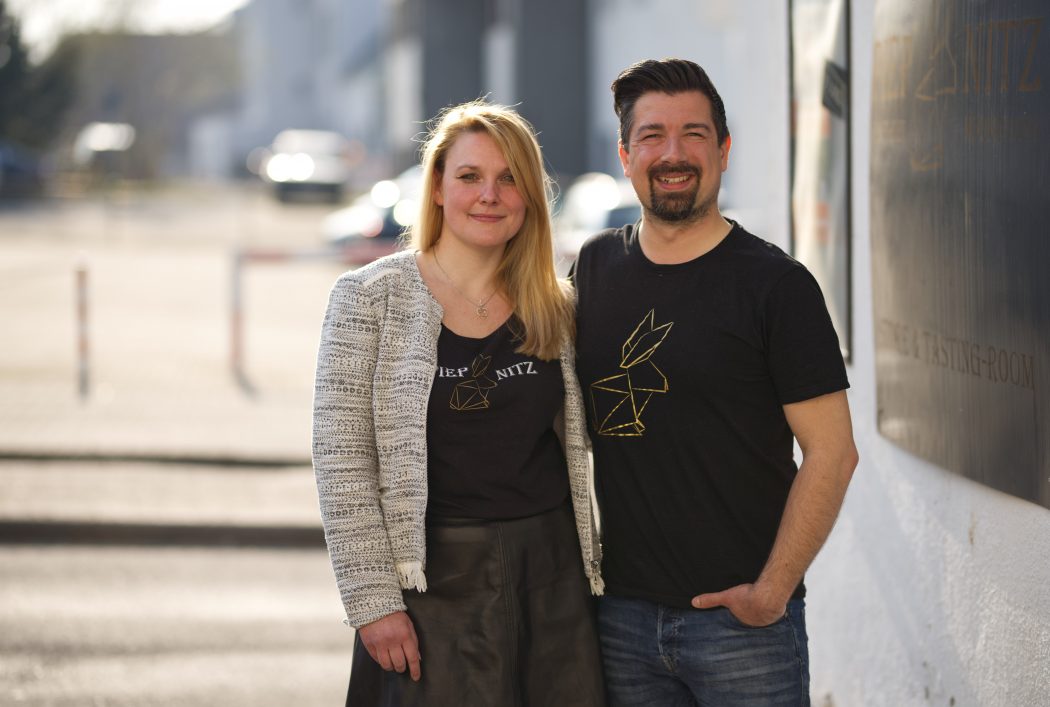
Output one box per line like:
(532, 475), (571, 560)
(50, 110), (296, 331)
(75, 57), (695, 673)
(478, 180), (500, 204)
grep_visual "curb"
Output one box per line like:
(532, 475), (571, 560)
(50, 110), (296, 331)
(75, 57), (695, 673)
(0, 450), (312, 468)
(0, 520), (325, 548)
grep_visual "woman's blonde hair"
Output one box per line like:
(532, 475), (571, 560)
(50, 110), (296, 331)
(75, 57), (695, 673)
(412, 100), (572, 361)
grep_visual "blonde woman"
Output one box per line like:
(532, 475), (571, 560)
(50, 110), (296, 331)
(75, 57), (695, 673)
(312, 101), (605, 706)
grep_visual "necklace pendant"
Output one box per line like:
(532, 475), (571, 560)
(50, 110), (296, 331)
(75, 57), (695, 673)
(476, 304), (489, 318)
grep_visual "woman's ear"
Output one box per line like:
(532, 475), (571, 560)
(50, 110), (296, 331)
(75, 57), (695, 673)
(433, 171), (444, 206)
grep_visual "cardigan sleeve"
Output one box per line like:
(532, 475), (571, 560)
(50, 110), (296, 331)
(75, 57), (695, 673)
(312, 272), (407, 627)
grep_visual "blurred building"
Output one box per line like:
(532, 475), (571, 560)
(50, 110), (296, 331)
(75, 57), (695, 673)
(196, 0), (782, 229)
(206, 0), (386, 187)
(49, 30), (238, 179)
(380, 0), (589, 182)
(217, 0), (589, 187)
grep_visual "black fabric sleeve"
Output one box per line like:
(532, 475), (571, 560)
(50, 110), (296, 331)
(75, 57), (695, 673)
(764, 266), (849, 405)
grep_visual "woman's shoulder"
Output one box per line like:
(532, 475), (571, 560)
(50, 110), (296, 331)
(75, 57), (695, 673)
(334, 249), (418, 292)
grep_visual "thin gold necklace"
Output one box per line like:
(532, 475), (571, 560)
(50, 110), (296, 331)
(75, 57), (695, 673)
(432, 250), (497, 318)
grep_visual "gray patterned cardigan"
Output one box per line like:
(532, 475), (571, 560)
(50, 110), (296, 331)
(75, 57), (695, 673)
(312, 250), (603, 628)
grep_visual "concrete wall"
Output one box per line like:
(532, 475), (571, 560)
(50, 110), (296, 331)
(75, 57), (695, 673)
(805, 2), (1050, 705)
(235, 0), (329, 152)
(420, 0), (485, 123)
(514, 0), (589, 180)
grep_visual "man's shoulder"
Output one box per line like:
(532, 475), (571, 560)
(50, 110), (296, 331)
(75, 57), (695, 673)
(723, 222), (808, 283)
(725, 222), (794, 264)
(577, 224), (634, 263)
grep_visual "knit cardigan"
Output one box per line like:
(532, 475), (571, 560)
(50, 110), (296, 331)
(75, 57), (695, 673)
(312, 249), (603, 628)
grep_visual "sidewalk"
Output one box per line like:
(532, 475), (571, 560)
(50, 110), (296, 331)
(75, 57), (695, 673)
(0, 184), (350, 546)
(0, 458), (325, 547)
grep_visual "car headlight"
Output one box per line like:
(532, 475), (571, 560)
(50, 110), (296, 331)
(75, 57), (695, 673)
(370, 180), (400, 208)
(289, 153), (315, 181)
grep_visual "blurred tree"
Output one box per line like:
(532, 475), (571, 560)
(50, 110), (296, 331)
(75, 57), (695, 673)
(0, 0), (32, 136)
(0, 0), (74, 150)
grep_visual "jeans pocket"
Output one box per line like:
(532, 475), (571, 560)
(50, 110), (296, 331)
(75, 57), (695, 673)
(720, 606), (789, 630)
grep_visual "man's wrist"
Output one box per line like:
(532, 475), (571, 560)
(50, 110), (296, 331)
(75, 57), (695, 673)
(752, 575), (793, 609)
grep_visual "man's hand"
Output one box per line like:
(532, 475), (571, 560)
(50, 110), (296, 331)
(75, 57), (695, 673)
(692, 583), (786, 627)
(357, 611), (422, 681)
(695, 391), (857, 630)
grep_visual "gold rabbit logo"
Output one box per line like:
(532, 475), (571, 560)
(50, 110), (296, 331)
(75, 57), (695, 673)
(590, 309), (673, 436)
(450, 355), (498, 411)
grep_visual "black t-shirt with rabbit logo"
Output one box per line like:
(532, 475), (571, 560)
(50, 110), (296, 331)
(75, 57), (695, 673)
(572, 222), (849, 607)
(426, 320), (568, 520)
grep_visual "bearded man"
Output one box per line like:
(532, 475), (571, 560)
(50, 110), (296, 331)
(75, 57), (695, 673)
(570, 58), (859, 707)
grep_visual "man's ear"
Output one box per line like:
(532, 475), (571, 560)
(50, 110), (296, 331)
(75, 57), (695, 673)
(618, 141), (631, 178)
(720, 135), (732, 173)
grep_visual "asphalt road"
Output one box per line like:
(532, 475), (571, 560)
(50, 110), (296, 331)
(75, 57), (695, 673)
(0, 455), (350, 706)
(0, 544), (350, 706)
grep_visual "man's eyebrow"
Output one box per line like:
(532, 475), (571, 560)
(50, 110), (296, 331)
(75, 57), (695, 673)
(633, 121), (712, 136)
(634, 122), (665, 134)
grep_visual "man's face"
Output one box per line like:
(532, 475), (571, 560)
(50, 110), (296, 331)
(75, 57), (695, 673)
(618, 90), (731, 225)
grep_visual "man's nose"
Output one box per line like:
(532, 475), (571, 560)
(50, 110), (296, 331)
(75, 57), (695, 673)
(661, 136), (686, 162)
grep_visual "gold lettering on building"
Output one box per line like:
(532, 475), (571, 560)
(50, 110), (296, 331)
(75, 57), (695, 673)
(878, 318), (1037, 392)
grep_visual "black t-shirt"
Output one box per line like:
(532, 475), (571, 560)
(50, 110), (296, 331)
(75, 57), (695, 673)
(425, 320), (569, 520)
(572, 222), (849, 607)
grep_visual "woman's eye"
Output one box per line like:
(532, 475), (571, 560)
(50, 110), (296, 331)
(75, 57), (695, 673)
(499, 174), (515, 184)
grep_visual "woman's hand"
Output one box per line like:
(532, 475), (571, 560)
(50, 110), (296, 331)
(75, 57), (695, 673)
(357, 611), (422, 681)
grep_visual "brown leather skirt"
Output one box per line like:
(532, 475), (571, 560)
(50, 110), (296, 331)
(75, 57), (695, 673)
(346, 502), (606, 706)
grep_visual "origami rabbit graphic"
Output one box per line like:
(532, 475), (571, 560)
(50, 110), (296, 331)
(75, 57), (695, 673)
(450, 354), (499, 411)
(590, 309), (673, 436)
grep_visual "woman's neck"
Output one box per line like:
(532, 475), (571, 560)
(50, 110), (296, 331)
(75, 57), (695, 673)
(429, 237), (505, 301)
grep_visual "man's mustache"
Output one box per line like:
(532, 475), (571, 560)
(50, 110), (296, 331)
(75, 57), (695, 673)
(648, 163), (701, 181)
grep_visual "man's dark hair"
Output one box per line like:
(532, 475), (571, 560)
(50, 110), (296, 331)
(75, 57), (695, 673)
(612, 58), (729, 150)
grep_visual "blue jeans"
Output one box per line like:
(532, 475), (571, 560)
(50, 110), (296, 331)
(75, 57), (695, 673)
(598, 595), (810, 707)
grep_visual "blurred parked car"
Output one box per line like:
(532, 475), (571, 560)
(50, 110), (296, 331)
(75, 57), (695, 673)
(259, 129), (354, 203)
(553, 172), (641, 271)
(321, 166), (423, 263)
(0, 141), (46, 198)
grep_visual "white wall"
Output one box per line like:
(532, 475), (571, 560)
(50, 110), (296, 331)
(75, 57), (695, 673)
(807, 2), (1050, 705)
(187, 113), (236, 180)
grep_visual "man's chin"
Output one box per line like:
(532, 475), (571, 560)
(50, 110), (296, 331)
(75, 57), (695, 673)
(645, 192), (718, 225)
(649, 201), (704, 224)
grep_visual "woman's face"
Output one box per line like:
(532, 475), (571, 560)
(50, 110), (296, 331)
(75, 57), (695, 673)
(434, 131), (527, 251)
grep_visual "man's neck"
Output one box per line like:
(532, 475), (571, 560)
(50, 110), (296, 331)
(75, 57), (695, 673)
(637, 211), (733, 265)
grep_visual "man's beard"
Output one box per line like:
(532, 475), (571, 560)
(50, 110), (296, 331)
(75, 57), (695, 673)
(645, 163), (710, 224)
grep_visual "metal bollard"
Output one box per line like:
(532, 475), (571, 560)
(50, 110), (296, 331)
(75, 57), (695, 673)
(75, 256), (90, 400)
